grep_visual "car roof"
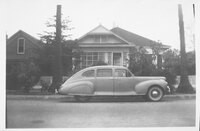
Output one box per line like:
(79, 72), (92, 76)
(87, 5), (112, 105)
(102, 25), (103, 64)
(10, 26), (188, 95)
(82, 65), (128, 71)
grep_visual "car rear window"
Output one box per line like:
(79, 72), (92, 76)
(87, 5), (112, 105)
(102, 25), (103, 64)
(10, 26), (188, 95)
(82, 70), (95, 77)
(97, 69), (112, 77)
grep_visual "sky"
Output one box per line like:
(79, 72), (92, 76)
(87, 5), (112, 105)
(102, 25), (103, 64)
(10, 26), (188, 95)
(0, 0), (197, 51)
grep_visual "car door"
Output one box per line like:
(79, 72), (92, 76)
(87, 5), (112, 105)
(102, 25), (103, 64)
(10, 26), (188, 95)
(114, 68), (136, 95)
(95, 68), (114, 95)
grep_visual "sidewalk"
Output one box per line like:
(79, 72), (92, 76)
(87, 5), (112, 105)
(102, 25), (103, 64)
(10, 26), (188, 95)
(6, 90), (196, 101)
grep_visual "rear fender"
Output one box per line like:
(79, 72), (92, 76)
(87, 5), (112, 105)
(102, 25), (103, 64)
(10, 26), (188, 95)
(67, 81), (94, 95)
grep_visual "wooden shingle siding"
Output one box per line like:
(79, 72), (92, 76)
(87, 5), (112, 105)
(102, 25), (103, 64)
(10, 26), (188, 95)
(6, 30), (42, 62)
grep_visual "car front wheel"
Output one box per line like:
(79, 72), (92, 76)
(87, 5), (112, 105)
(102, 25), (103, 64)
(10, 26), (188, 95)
(147, 86), (164, 102)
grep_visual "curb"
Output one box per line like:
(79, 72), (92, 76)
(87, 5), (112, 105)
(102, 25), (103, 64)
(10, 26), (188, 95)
(6, 94), (196, 101)
(164, 94), (196, 100)
(6, 94), (73, 100)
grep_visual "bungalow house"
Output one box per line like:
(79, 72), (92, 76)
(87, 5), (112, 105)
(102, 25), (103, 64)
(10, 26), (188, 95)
(76, 25), (170, 69)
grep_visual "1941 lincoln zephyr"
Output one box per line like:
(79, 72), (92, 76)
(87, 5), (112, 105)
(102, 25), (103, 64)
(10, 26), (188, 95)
(58, 66), (170, 102)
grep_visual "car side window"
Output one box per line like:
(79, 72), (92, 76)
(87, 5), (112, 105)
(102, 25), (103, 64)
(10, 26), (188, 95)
(82, 70), (95, 77)
(114, 69), (132, 77)
(97, 69), (112, 77)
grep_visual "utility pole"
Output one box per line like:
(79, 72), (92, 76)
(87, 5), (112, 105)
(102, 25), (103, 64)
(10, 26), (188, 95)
(176, 4), (194, 93)
(193, 4), (195, 17)
(49, 5), (63, 93)
(192, 4), (195, 53)
(56, 5), (63, 89)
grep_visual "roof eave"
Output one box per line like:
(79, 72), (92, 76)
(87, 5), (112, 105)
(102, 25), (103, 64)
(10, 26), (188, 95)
(78, 45), (135, 48)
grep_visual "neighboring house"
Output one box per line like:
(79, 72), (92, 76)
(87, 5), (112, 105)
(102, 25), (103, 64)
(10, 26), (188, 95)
(6, 30), (42, 73)
(76, 25), (170, 69)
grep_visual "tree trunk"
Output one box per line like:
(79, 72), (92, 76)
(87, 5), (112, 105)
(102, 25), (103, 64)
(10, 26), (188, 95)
(176, 4), (194, 93)
(49, 5), (63, 93)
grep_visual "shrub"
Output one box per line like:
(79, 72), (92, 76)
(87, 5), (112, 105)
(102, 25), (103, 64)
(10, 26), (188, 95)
(6, 61), (41, 92)
(40, 79), (50, 92)
(6, 63), (24, 90)
(152, 68), (177, 93)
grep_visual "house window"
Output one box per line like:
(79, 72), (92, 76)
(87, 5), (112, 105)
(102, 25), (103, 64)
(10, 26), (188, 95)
(17, 38), (25, 54)
(81, 52), (112, 68)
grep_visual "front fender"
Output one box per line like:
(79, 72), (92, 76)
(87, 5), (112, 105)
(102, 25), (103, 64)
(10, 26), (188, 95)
(62, 81), (94, 95)
(135, 80), (167, 95)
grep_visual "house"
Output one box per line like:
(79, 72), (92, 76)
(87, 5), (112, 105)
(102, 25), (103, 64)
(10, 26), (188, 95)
(6, 26), (170, 72)
(76, 25), (170, 69)
(6, 30), (42, 73)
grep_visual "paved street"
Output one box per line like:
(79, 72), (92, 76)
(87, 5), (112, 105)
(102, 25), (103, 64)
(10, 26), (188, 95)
(6, 96), (195, 128)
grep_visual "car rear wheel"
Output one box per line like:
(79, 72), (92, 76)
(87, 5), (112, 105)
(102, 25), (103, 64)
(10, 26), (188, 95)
(74, 95), (91, 102)
(147, 86), (164, 102)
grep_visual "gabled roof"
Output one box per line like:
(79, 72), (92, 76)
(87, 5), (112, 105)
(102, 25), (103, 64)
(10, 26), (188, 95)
(111, 27), (170, 48)
(88, 24), (113, 35)
(78, 25), (133, 45)
(7, 30), (42, 48)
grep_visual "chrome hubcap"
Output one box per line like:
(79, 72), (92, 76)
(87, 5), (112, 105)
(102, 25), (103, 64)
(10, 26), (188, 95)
(152, 91), (158, 95)
(151, 90), (160, 98)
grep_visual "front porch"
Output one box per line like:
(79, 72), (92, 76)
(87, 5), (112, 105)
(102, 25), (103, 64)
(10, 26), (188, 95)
(79, 50), (129, 69)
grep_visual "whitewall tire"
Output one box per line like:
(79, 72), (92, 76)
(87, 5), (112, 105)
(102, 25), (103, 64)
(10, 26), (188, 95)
(147, 86), (164, 102)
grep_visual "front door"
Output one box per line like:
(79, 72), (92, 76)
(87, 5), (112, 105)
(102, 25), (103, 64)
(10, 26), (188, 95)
(95, 68), (114, 95)
(113, 52), (122, 66)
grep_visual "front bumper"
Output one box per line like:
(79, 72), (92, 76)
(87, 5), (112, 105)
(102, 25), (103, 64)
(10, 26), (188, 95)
(165, 86), (171, 94)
